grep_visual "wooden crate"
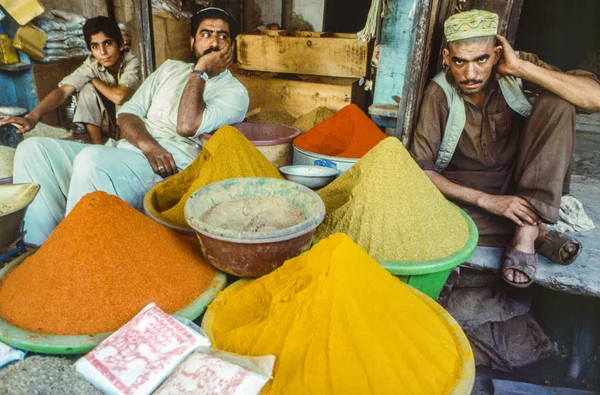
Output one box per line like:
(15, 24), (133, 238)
(236, 31), (369, 78)
(31, 57), (84, 127)
(234, 70), (365, 118)
(152, 13), (195, 69)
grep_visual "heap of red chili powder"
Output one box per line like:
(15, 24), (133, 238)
(0, 191), (216, 336)
(294, 104), (387, 158)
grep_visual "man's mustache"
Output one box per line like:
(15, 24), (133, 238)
(201, 47), (219, 56)
(460, 79), (483, 85)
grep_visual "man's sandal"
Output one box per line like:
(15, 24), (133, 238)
(536, 230), (582, 265)
(502, 246), (537, 288)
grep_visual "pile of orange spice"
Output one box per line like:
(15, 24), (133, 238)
(294, 104), (387, 158)
(0, 191), (216, 335)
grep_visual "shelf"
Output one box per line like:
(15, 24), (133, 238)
(0, 62), (31, 72)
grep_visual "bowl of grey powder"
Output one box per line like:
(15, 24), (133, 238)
(184, 177), (325, 277)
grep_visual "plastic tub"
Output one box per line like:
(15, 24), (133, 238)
(380, 209), (479, 299)
(202, 279), (475, 395)
(0, 249), (227, 354)
(292, 144), (358, 175)
(184, 177), (325, 277)
(201, 123), (301, 168)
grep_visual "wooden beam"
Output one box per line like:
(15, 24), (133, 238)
(236, 33), (369, 78)
(133, 0), (155, 78)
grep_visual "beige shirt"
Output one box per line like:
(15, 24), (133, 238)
(59, 50), (141, 92)
(115, 60), (249, 170)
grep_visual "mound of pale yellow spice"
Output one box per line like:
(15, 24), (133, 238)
(152, 126), (283, 227)
(315, 137), (470, 261)
(205, 233), (468, 394)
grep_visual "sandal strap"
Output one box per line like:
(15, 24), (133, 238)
(537, 230), (582, 265)
(502, 246), (537, 283)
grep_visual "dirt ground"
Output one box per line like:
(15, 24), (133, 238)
(472, 130), (600, 393)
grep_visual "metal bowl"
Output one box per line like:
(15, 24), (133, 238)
(0, 183), (40, 251)
(201, 123), (301, 168)
(184, 177), (325, 277)
(143, 179), (195, 236)
(279, 165), (339, 189)
(292, 144), (358, 174)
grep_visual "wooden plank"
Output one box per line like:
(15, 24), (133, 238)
(0, 63), (31, 72)
(234, 73), (362, 118)
(236, 33), (369, 78)
(40, 0), (108, 18)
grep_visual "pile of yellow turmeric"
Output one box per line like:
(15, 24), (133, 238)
(316, 137), (470, 261)
(152, 126), (283, 227)
(205, 233), (468, 394)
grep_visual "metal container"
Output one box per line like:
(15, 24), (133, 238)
(292, 144), (358, 175)
(0, 183), (40, 251)
(184, 177), (325, 277)
(143, 178), (195, 236)
(201, 123), (301, 168)
(279, 165), (338, 189)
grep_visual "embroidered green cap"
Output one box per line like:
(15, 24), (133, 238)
(444, 9), (498, 42)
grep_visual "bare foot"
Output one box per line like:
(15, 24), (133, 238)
(504, 224), (539, 284)
(537, 224), (580, 262)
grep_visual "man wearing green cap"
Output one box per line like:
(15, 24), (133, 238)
(410, 10), (600, 287)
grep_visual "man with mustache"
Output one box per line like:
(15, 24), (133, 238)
(0, 16), (140, 144)
(410, 10), (600, 287)
(10, 8), (248, 245)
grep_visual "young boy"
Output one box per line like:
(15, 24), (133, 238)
(1, 16), (141, 144)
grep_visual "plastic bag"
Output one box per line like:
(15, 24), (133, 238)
(155, 347), (275, 395)
(74, 303), (210, 395)
(45, 41), (68, 49)
(50, 10), (86, 25)
(0, 341), (26, 369)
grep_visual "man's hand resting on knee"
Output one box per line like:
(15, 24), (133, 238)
(424, 170), (540, 227)
(477, 194), (540, 227)
(142, 144), (178, 178)
(117, 113), (179, 178)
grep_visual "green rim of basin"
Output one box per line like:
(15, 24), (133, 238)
(0, 250), (227, 354)
(379, 209), (479, 275)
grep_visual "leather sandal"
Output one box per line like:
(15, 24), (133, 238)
(502, 246), (537, 288)
(536, 230), (582, 265)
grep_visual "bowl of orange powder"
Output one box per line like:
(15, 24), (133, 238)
(184, 177), (325, 277)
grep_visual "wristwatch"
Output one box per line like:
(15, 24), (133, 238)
(191, 69), (209, 81)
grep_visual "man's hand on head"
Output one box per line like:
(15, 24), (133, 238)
(495, 35), (524, 78)
(194, 42), (233, 78)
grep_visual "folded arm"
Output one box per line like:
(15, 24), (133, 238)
(90, 79), (134, 106)
(177, 43), (233, 137)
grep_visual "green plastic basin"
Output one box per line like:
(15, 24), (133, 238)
(380, 209), (479, 299)
(0, 250), (227, 354)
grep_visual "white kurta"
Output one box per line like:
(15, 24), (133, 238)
(13, 60), (249, 245)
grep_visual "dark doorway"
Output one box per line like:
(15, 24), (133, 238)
(515, 0), (600, 73)
(324, 0), (372, 33)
